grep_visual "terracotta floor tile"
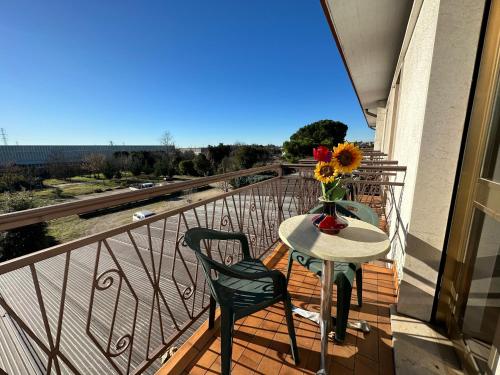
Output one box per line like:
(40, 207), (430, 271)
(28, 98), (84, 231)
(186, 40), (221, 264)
(329, 361), (354, 375)
(176, 247), (396, 375)
(354, 354), (379, 375)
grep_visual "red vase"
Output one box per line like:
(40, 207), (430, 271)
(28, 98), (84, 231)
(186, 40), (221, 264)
(314, 199), (348, 235)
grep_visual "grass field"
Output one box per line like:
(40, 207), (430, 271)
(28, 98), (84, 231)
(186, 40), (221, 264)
(1, 171), (212, 244)
(47, 187), (220, 243)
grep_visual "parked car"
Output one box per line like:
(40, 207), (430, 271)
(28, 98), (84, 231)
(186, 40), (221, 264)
(132, 210), (155, 222)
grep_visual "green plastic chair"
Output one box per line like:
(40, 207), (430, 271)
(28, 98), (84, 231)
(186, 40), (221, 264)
(285, 200), (379, 342)
(184, 228), (299, 375)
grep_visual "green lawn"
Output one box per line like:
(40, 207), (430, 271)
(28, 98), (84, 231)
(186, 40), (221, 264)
(43, 178), (68, 186)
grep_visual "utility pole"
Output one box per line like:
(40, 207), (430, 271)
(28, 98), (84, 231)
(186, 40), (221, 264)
(0, 128), (7, 145)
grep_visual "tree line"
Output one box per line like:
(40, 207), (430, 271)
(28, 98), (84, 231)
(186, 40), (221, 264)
(0, 143), (282, 193)
(0, 119), (349, 262)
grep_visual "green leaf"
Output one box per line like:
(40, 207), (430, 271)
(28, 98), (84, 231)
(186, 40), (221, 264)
(324, 185), (346, 201)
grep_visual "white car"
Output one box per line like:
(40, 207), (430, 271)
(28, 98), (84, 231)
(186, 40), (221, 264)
(132, 210), (156, 222)
(129, 182), (155, 191)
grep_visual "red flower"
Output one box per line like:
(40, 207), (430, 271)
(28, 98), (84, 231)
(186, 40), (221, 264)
(313, 146), (332, 162)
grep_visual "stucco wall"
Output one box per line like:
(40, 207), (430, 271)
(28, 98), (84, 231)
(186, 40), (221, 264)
(383, 0), (439, 291)
(374, 108), (386, 150)
(380, 0), (485, 321)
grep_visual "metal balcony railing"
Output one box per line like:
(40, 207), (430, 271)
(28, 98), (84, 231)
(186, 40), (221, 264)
(0, 160), (406, 374)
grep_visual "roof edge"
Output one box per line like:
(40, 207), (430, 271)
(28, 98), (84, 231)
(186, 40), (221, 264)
(320, 0), (374, 129)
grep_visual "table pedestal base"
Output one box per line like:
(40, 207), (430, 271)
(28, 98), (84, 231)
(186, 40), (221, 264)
(293, 260), (371, 374)
(291, 306), (371, 335)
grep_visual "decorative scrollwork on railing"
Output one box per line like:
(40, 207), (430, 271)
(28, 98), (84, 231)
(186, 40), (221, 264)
(179, 234), (187, 248)
(182, 285), (195, 300)
(249, 234), (257, 246)
(220, 214), (230, 228)
(96, 269), (121, 291)
(224, 255), (233, 265)
(109, 334), (132, 357)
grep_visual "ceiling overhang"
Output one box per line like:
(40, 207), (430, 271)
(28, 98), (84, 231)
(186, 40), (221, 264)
(321, 0), (414, 128)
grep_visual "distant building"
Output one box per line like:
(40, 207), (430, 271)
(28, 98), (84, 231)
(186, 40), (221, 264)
(177, 147), (209, 156)
(0, 145), (172, 166)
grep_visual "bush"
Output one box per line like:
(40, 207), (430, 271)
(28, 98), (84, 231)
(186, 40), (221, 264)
(229, 175), (272, 189)
(193, 154), (212, 176)
(0, 192), (56, 261)
(0, 164), (40, 192)
(102, 161), (119, 179)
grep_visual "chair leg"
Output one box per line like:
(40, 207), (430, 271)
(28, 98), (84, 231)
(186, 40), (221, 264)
(208, 295), (216, 329)
(286, 251), (294, 285)
(283, 293), (300, 365)
(335, 277), (353, 343)
(356, 267), (363, 307)
(220, 308), (234, 375)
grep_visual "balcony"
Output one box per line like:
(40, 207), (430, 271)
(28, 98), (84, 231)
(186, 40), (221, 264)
(158, 245), (397, 375)
(0, 154), (406, 374)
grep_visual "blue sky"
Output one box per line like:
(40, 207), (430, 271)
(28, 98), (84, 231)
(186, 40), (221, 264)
(0, 0), (372, 147)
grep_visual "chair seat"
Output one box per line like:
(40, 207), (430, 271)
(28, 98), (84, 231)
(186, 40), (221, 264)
(290, 249), (356, 286)
(218, 259), (277, 312)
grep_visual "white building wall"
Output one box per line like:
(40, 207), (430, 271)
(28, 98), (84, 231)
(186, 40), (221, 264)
(374, 108), (386, 150)
(382, 0), (485, 321)
(384, 0), (439, 287)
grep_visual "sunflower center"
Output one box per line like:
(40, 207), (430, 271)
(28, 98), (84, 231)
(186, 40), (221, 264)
(320, 165), (335, 177)
(337, 150), (353, 166)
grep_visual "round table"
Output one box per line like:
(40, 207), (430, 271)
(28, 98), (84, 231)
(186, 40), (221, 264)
(279, 214), (390, 374)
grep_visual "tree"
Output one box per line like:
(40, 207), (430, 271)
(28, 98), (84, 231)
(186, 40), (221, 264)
(130, 157), (144, 176)
(233, 145), (272, 169)
(218, 156), (239, 174)
(193, 154), (212, 176)
(178, 160), (197, 176)
(283, 120), (348, 161)
(82, 153), (106, 178)
(128, 151), (155, 176)
(159, 134), (178, 177)
(154, 157), (171, 177)
(207, 143), (232, 167)
(0, 192), (55, 261)
(47, 151), (75, 179)
(102, 159), (119, 179)
(113, 151), (131, 172)
(159, 131), (176, 156)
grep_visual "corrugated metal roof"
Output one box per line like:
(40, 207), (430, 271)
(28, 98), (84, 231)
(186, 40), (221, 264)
(0, 303), (44, 374)
(0, 189), (300, 374)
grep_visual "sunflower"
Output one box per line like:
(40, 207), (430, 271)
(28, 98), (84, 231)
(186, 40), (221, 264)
(314, 161), (338, 184)
(331, 142), (363, 174)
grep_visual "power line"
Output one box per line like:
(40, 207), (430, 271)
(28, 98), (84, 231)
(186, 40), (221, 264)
(0, 128), (7, 146)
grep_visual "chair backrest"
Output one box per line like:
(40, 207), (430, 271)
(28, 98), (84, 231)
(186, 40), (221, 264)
(184, 227), (251, 304)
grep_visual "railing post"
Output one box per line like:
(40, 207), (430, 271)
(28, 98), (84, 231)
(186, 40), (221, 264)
(277, 164), (284, 225)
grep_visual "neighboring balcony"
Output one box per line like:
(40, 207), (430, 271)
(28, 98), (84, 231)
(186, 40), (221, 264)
(0, 152), (406, 374)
